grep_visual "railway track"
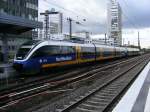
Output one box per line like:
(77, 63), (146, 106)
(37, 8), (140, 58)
(54, 55), (150, 112)
(0, 54), (149, 111)
(0, 57), (129, 93)
(0, 57), (133, 98)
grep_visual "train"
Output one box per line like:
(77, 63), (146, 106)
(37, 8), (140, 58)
(13, 40), (140, 74)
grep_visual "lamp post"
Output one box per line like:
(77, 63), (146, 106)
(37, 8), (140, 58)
(67, 18), (86, 39)
(40, 10), (60, 39)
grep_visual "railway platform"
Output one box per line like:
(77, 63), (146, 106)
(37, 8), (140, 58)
(113, 61), (150, 112)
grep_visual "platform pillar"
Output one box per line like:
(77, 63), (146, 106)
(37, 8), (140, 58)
(2, 34), (9, 63)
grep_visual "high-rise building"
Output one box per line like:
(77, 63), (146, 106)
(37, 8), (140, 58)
(0, 0), (42, 62)
(50, 22), (59, 34)
(107, 0), (122, 46)
(0, 0), (38, 21)
(49, 13), (63, 34)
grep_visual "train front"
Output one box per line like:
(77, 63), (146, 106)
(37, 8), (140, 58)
(13, 40), (42, 74)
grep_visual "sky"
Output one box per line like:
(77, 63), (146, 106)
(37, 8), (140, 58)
(39, 0), (150, 48)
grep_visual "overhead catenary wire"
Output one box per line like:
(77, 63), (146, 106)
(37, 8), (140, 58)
(40, 0), (106, 29)
(38, 8), (87, 38)
(121, 0), (142, 49)
(42, 0), (89, 21)
(39, 4), (87, 27)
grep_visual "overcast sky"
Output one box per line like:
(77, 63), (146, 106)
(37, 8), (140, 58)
(39, 0), (150, 48)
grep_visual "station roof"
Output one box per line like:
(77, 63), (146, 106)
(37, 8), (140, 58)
(0, 14), (43, 34)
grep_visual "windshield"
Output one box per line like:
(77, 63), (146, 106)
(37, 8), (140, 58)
(15, 40), (43, 60)
(16, 47), (31, 60)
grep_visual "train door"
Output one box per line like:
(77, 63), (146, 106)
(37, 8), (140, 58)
(96, 47), (103, 60)
(92, 44), (97, 61)
(76, 45), (81, 63)
(113, 47), (116, 57)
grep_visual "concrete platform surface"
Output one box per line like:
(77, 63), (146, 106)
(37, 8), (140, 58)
(113, 62), (150, 112)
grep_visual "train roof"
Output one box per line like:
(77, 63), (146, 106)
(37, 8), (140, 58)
(23, 40), (43, 46)
(24, 40), (139, 51)
(38, 40), (116, 48)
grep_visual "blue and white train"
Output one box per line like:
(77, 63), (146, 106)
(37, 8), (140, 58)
(13, 40), (139, 74)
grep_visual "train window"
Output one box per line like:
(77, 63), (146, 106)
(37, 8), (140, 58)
(115, 48), (122, 56)
(61, 46), (75, 54)
(31, 45), (75, 58)
(81, 47), (95, 59)
(31, 46), (61, 58)
(96, 47), (102, 57)
(31, 47), (44, 58)
(81, 47), (95, 53)
(103, 47), (114, 57)
(50, 46), (61, 55)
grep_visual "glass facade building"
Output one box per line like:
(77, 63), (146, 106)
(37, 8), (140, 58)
(107, 0), (122, 46)
(0, 0), (38, 21)
(0, 0), (42, 62)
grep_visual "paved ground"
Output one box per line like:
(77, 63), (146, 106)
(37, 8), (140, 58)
(113, 61), (150, 112)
